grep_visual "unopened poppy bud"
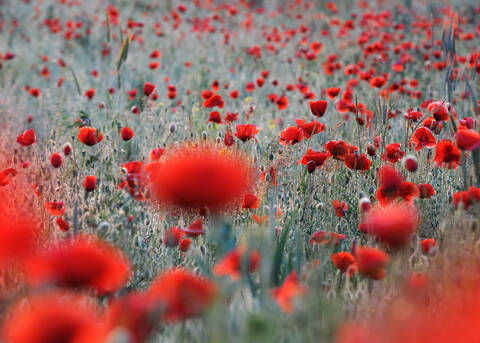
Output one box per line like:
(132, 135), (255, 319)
(216, 137), (221, 144)
(202, 131), (207, 140)
(63, 143), (72, 156)
(83, 175), (97, 192)
(50, 153), (62, 168)
(98, 102), (105, 109)
(307, 160), (316, 173)
(403, 155), (418, 172)
(169, 123), (176, 133)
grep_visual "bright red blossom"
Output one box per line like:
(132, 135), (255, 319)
(77, 127), (103, 146)
(434, 140), (460, 169)
(26, 235), (130, 295)
(147, 269), (217, 322)
(271, 271), (307, 313)
(146, 142), (257, 213)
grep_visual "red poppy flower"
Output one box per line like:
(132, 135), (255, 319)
(369, 76), (386, 88)
(276, 95), (289, 110)
(270, 271), (307, 313)
(207, 111), (222, 124)
(398, 182), (419, 202)
(301, 149), (330, 168)
(224, 112), (239, 123)
(344, 153), (371, 171)
(203, 94), (224, 108)
(26, 235), (130, 295)
(146, 142), (256, 213)
(213, 246), (260, 280)
(224, 130), (234, 146)
(83, 175), (97, 192)
(378, 165), (403, 195)
(384, 143), (405, 163)
(89, 293), (153, 343)
(181, 218), (204, 237)
(84, 88), (95, 100)
(426, 100), (450, 121)
(325, 140), (349, 160)
(403, 155), (418, 172)
(361, 204), (418, 249)
(409, 127), (436, 151)
(332, 200), (348, 217)
(164, 226), (184, 247)
(179, 238), (191, 252)
(147, 268), (217, 322)
(56, 217), (69, 231)
(331, 252), (357, 277)
(434, 140), (460, 169)
(295, 119), (325, 138)
(309, 100), (328, 117)
(77, 127), (103, 146)
(121, 127), (134, 141)
(45, 201), (65, 216)
(420, 238), (437, 254)
(235, 124), (260, 142)
(309, 231), (345, 246)
(50, 153), (62, 168)
(453, 186), (480, 209)
(243, 193), (260, 209)
(0, 206), (41, 268)
(456, 128), (480, 151)
(418, 183), (435, 198)
(279, 126), (303, 146)
(326, 87), (341, 99)
(16, 128), (36, 146)
(354, 246), (389, 280)
(150, 147), (164, 161)
(143, 82), (156, 96)
(2, 292), (100, 343)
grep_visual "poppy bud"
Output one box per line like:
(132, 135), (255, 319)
(169, 123), (176, 133)
(202, 131), (207, 140)
(83, 175), (97, 192)
(50, 153), (62, 168)
(403, 155), (418, 172)
(63, 143), (72, 156)
(121, 127), (134, 141)
(307, 160), (316, 173)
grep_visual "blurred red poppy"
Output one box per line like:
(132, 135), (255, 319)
(147, 268), (217, 322)
(213, 246), (260, 280)
(354, 246), (389, 280)
(271, 271), (307, 313)
(26, 235), (130, 295)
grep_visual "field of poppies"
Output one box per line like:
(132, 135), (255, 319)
(1, 0), (480, 342)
